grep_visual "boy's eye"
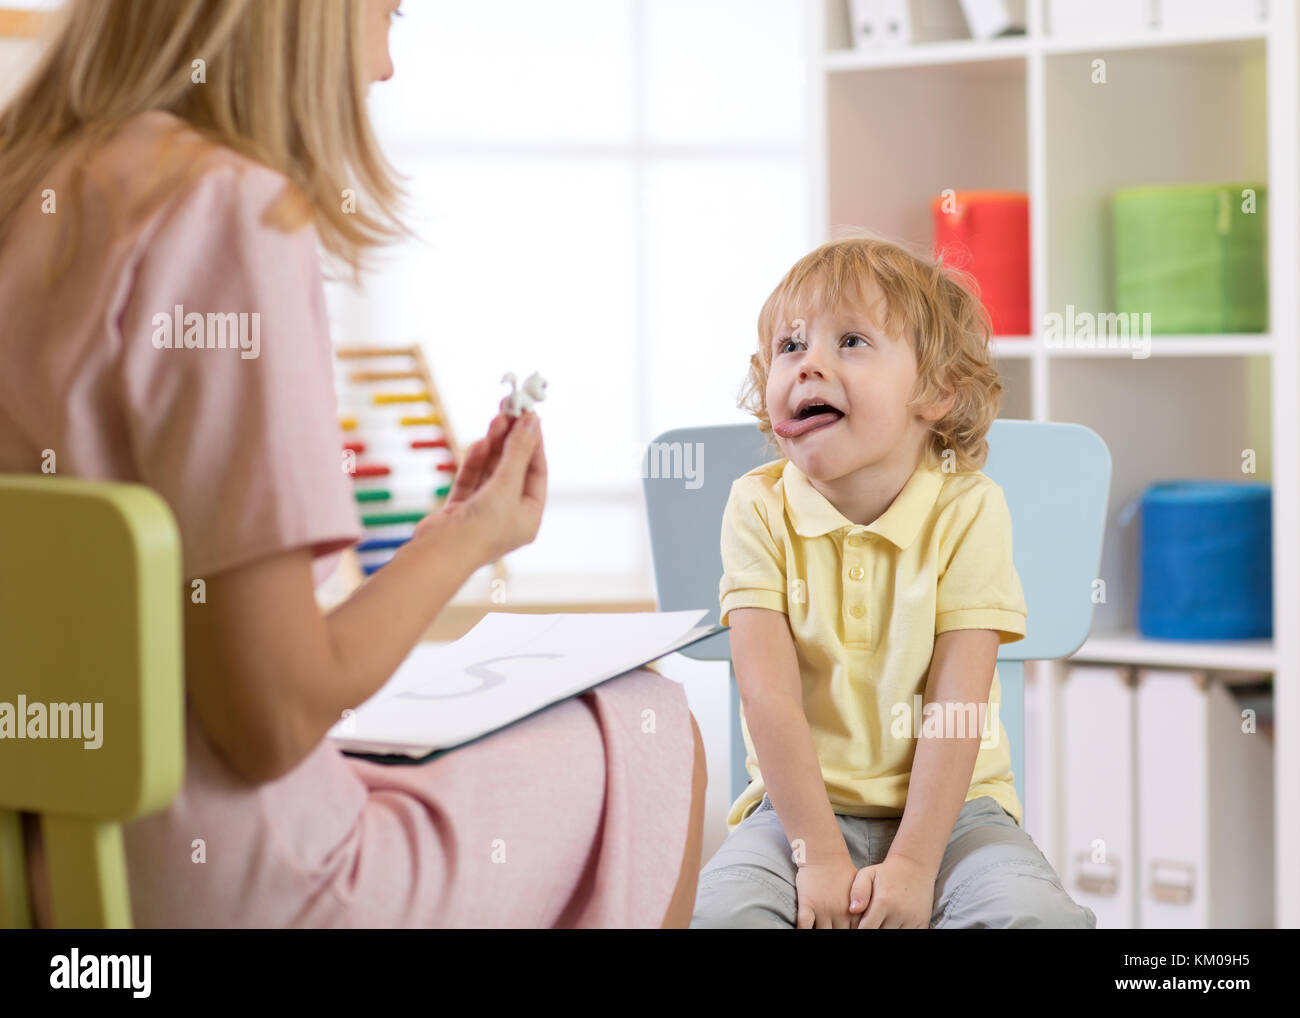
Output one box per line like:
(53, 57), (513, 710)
(777, 334), (870, 354)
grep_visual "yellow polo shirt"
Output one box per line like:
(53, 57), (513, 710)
(718, 456), (1027, 832)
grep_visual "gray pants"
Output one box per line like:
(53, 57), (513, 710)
(692, 793), (1097, 929)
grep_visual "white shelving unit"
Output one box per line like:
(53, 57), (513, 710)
(808, 0), (1299, 926)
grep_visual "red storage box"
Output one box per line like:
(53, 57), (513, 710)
(930, 191), (1030, 336)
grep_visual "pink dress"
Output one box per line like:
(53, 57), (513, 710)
(0, 111), (694, 928)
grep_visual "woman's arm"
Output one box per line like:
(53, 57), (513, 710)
(187, 411), (545, 785)
(728, 606), (849, 864)
(183, 512), (485, 785)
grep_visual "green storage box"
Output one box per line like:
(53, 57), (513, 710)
(1113, 182), (1268, 333)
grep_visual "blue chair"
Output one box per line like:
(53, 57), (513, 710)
(642, 420), (1111, 823)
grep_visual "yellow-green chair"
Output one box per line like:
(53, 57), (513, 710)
(0, 475), (185, 928)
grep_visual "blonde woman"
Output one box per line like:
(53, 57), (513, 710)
(0, 0), (705, 928)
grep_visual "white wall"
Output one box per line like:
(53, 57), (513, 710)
(326, 0), (813, 600)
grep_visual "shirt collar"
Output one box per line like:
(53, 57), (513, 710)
(780, 458), (945, 549)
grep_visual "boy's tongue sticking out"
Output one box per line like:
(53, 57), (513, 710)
(774, 399), (845, 439)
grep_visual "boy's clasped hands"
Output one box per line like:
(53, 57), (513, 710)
(796, 845), (937, 930)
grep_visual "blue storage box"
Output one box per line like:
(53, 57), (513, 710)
(1138, 480), (1272, 640)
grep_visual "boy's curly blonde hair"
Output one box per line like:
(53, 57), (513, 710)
(739, 233), (1003, 474)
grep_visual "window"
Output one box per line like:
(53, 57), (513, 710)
(327, 0), (810, 600)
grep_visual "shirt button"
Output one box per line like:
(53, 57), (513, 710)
(849, 603), (866, 619)
(848, 566), (865, 582)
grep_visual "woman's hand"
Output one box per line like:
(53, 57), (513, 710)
(416, 408), (547, 561)
(441, 409), (516, 509)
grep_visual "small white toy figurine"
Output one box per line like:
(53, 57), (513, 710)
(500, 371), (548, 417)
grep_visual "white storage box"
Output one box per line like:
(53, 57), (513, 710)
(1063, 664), (1139, 929)
(1022, 660), (1046, 842)
(1136, 669), (1274, 928)
(1156, 0), (1268, 33)
(848, 0), (970, 48)
(959, 0), (1027, 39)
(1050, 0), (1156, 38)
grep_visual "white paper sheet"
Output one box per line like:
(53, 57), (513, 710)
(327, 610), (712, 758)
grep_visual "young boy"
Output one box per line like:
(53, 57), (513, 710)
(691, 236), (1096, 929)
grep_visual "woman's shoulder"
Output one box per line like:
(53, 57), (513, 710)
(84, 111), (311, 248)
(98, 111), (284, 190)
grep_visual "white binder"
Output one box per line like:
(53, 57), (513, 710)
(1063, 664), (1138, 928)
(1049, 0), (1156, 37)
(1022, 660), (1053, 849)
(847, 0), (970, 49)
(1156, 0), (1269, 33)
(958, 0), (1027, 39)
(1136, 669), (1274, 928)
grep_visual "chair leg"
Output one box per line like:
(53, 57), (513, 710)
(999, 660), (1026, 821)
(729, 663), (749, 803)
(42, 814), (132, 929)
(0, 809), (33, 929)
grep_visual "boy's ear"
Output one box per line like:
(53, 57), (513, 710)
(922, 386), (957, 422)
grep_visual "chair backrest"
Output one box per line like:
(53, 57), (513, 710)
(643, 420), (1112, 807)
(0, 475), (185, 928)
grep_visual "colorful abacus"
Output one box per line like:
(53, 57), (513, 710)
(334, 345), (506, 583)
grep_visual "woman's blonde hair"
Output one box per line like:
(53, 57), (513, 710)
(0, 0), (405, 282)
(739, 234), (1003, 473)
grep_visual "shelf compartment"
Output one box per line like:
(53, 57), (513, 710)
(1047, 355), (1272, 639)
(825, 58), (1027, 262)
(993, 356), (1033, 420)
(1043, 37), (1267, 327)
